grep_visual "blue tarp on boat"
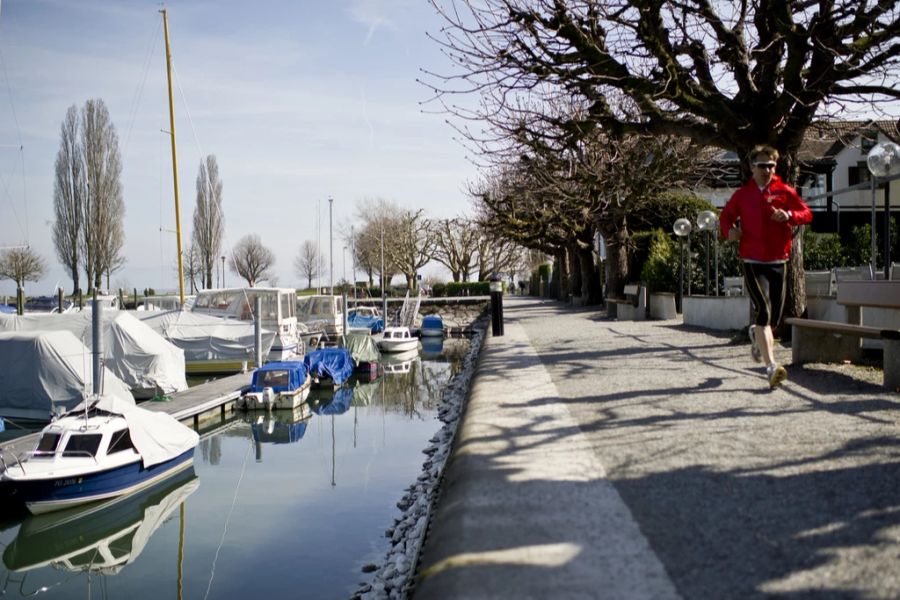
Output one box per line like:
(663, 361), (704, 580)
(313, 386), (353, 415)
(304, 348), (354, 385)
(348, 312), (384, 333)
(421, 315), (444, 335)
(248, 361), (309, 394)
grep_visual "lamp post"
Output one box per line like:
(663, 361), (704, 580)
(673, 218), (692, 312)
(696, 210), (718, 295)
(328, 196), (334, 296)
(866, 141), (900, 279)
(221, 255), (226, 288)
(342, 246), (347, 289)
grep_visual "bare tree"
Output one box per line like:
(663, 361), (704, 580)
(183, 244), (202, 294)
(0, 247), (47, 292)
(79, 99), (125, 291)
(52, 105), (85, 294)
(230, 234), (275, 287)
(431, 218), (479, 282)
(387, 209), (436, 291)
(354, 199), (402, 289)
(192, 155), (225, 288)
(293, 240), (319, 290)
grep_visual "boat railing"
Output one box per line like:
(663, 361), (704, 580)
(0, 448), (26, 474)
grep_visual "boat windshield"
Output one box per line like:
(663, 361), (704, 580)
(257, 370), (290, 387)
(193, 290), (281, 323)
(34, 433), (62, 456)
(63, 433), (103, 458)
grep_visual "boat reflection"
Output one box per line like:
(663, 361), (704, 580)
(380, 348), (418, 376)
(4, 466), (198, 575)
(309, 386), (354, 416)
(420, 335), (444, 358)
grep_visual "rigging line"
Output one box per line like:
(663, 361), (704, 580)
(122, 15), (163, 155)
(203, 438), (253, 600)
(0, 46), (24, 148)
(171, 61), (206, 163)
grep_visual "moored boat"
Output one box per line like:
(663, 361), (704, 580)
(378, 326), (419, 353)
(304, 347), (355, 387)
(237, 360), (311, 410)
(0, 394), (199, 515)
(419, 314), (444, 337)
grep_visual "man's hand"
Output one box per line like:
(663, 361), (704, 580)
(770, 208), (790, 222)
(727, 226), (742, 241)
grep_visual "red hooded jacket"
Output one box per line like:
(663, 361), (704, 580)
(719, 174), (813, 262)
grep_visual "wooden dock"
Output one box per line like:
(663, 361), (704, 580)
(0, 373), (250, 460)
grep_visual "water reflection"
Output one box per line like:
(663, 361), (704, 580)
(3, 467), (198, 589)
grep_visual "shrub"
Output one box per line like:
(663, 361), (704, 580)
(432, 282), (447, 297)
(640, 229), (677, 293)
(802, 228), (846, 270)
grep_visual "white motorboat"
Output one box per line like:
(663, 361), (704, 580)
(0, 394), (199, 515)
(237, 361), (312, 410)
(191, 287), (301, 361)
(377, 327), (420, 353)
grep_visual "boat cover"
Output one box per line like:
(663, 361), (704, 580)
(248, 361), (309, 393)
(69, 393), (199, 469)
(421, 315), (443, 330)
(348, 312), (384, 333)
(135, 309), (276, 367)
(342, 332), (380, 366)
(313, 386), (353, 415)
(0, 312), (187, 397)
(0, 331), (135, 422)
(304, 348), (354, 385)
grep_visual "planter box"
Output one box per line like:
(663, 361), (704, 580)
(648, 292), (677, 320)
(682, 295), (750, 330)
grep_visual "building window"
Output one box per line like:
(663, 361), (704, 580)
(848, 162), (872, 186)
(861, 131), (877, 153)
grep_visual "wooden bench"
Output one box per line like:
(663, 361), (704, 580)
(607, 283), (647, 321)
(785, 280), (900, 390)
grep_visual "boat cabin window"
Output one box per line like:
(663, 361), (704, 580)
(280, 293), (294, 319)
(63, 433), (103, 458)
(35, 433), (62, 456)
(108, 428), (136, 455)
(258, 370), (290, 387)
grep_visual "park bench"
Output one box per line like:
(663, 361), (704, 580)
(607, 283), (647, 321)
(785, 280), (900, 390)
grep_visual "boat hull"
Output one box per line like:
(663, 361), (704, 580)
(419, 327), (444, 337)
(378, 339), (420, 353)
(9, 449), (195, 515)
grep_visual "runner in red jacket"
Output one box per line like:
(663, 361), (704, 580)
(719, 145), (812, 389)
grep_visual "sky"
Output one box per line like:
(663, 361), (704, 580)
(0, 0), (479, 298)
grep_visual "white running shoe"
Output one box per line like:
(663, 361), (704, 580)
(767, 363), (787, 389)
(749, 326), (762, 363)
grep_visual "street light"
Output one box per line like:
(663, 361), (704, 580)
(866, 141), (900, 279)
(696, 210), (718, 295)
(673, 218), (692, 312)
(328, 196), (334, 296)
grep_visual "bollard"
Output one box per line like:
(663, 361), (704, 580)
(16, 287), (24, 316)
(57, 288), (64, 314)
(489, 274), (504, 336)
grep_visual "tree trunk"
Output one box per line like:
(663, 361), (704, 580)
(602, 225), (629, 300)
(568, 242), (581, 301)
(578, 246), (602, 305)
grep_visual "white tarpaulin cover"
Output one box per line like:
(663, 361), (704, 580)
(0, 331), (135, 422)
(135, 309), (275, 366)
(0, 312), (187, 397)
(69, 393), (199, 469)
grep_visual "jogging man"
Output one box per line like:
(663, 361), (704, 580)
(719, 145), (813, 388)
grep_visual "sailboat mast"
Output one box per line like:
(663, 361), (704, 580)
(160, 8), (186, 307)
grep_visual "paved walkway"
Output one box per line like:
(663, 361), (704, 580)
(414, 296), (900, 599)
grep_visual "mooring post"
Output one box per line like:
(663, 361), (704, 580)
(489, 273), (504, 337)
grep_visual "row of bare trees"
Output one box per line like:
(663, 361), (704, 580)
(422, 0), (900, 311)
(293, 198), (532, 292)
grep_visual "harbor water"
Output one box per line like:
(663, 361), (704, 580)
(0, 336), (471, 599)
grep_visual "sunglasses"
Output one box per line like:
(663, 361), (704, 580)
(754, 162), (776, 169)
